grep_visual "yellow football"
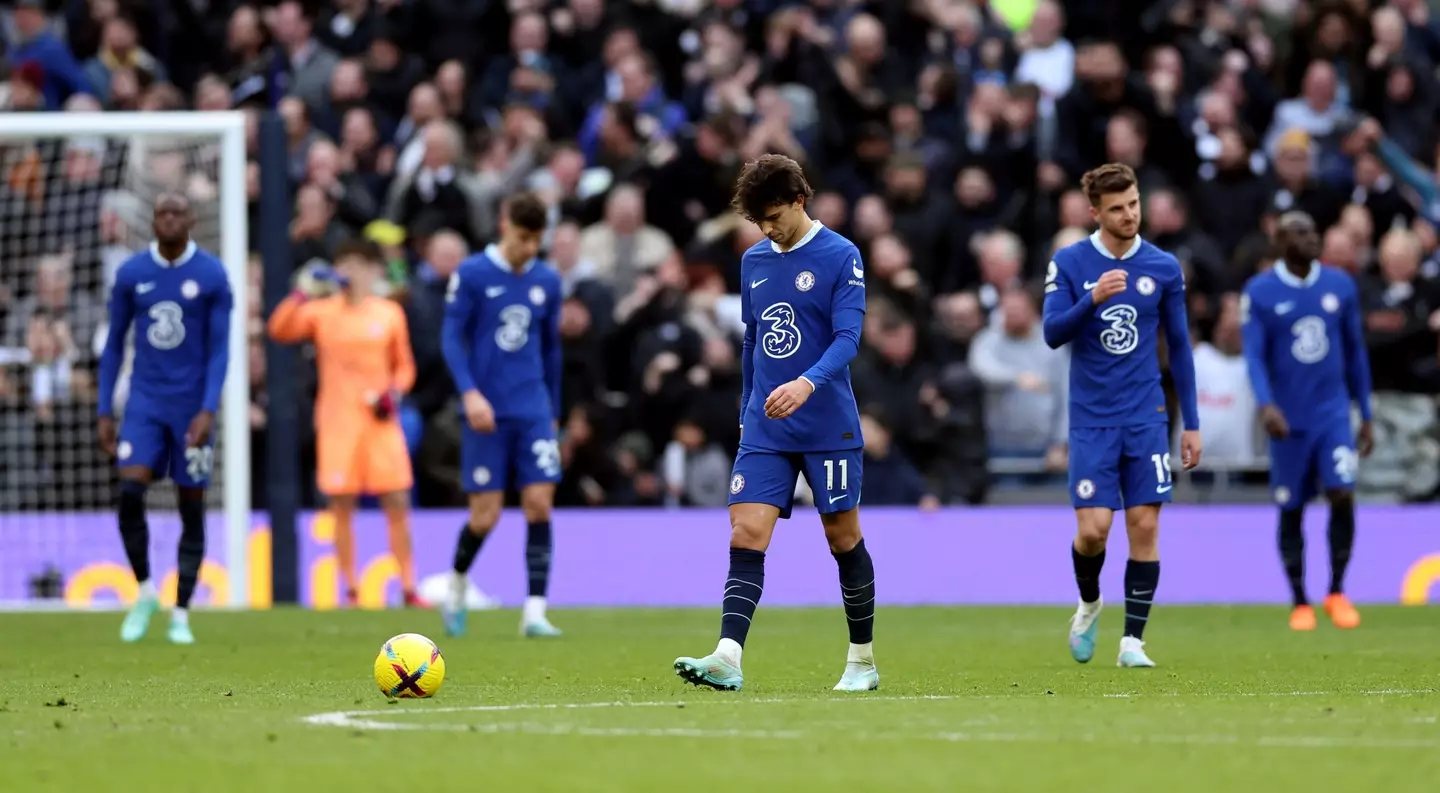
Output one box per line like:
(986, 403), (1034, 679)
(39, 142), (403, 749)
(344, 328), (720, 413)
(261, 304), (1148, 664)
(373, 633), (446, 699)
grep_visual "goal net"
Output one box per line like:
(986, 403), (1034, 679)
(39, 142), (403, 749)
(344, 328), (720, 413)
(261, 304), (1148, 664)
(0, 112), (250, 610)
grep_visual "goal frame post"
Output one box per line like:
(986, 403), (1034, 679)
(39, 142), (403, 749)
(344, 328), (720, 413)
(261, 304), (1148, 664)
(0, 112), (252, 608)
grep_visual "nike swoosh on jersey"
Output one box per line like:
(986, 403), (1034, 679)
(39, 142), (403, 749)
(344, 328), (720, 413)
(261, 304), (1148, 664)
(485, 286), (506, 297)
(137, 282), (156, 294)
(829, 494), (847, 504)
(1276, 302), (1294, 314)
(1156, 484), (1172, 493)
(750, 278), (768, 289)
(1083, 281), (1099, 290)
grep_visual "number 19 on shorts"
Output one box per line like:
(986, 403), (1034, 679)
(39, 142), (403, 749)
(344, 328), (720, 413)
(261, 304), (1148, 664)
(824, 458), (849, 491)
(1152, 452), (1172, 492)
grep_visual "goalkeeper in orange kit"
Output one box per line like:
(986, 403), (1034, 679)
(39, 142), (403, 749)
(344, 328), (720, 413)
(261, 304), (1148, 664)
(268, 240), (423, 607)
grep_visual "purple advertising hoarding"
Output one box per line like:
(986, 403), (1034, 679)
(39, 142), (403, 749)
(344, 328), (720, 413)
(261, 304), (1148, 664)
(2, 506), (1438, 608)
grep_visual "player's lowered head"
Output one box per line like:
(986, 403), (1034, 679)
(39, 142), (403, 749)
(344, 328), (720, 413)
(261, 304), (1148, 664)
(152, 191), (194, 251)
(731, 154), (814, 251)
(497, 191), (548, 269)
(1080, 163), (1140, 248)
(1276, 211), (1321, 265)
(333, 238), (385, 301)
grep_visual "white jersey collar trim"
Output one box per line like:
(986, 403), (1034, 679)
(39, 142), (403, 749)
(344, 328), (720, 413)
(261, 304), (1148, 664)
(150, 240), (197, 268)
(770, 219), (824, 254)
(1088, 231), (1143, 260)
(485, 243), (535, 274)
(1275, 259), (1322, 288)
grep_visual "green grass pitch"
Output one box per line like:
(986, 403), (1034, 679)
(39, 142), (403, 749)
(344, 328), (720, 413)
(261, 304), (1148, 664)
(2, 606), (1437, 792)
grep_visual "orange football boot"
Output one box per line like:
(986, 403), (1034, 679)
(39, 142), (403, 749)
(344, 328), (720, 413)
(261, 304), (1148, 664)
(1289, 604), (1317, 631)
(1324, 593), (1361, 629)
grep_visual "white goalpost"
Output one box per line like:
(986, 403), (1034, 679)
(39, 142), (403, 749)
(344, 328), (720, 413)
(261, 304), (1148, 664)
(0, 112), (250, 609)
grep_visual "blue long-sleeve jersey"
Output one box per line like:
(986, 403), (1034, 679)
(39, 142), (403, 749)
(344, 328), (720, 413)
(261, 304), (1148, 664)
(739, 221), (866, 452)
(98, 242), (233, 418)
(1240, 260), (1373, 430)
(441, 244), (563, 420)
(1042, 232), (1199, 431)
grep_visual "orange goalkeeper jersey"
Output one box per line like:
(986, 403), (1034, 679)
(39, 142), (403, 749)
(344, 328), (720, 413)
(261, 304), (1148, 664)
(267, 294), (416, 431)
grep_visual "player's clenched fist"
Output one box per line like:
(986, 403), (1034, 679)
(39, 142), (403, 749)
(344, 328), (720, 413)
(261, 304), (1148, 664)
(1259, 404), (1290, 439)
(97, 416), (118, 456)
(462, 390), (496, 433)
(1179, 429), (1202, 470)
(764, 378), (814, 419)
(1090, 269), (1128, 304)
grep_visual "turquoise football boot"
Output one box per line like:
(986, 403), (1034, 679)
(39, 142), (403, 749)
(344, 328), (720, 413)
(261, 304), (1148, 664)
(168, 617), (195, 645)
(674, 653), (744, 691)
(521, 617), (563, 638)
(120, 594), (159, 643)
(1117, 637), (1156, 668)
(833, 665), (880, 692)
(1068, 596), (1103, 663)
(441, 601), (467, 637)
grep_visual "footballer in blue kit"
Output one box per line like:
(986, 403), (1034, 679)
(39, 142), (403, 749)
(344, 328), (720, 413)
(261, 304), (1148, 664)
(97, 192), (233, 645)
(439, 193), (564, 639)
(1240, 211), (1373, 632)
(1042, 164), (1201, 669)
(674, 155), (879, 693)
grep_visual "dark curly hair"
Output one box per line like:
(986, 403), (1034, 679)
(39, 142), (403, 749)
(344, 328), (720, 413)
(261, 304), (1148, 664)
(730, 154), (814, 222)
(505, 191), (549, 232)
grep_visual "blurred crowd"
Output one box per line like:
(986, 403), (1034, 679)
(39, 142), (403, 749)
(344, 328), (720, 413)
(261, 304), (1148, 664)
(3, 0), (1440, 511)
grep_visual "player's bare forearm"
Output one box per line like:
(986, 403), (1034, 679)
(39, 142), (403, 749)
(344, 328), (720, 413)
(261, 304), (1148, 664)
(186, 410), (215, 447)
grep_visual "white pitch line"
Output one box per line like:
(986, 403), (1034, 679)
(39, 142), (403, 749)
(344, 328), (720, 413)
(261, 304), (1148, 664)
(301, 688), (1440, 749)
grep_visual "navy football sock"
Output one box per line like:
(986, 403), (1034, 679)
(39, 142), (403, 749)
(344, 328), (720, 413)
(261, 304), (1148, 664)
(176, 495), (207, 609)
(525, 520), (553, 598)
(720, 548), (765, 648)
(1328, 500), (1355, 595)
(1072, 545), (1105, 604)
(834, 539), (875, 645)
(1123, 560), (1160, 639)
(452, 523), (487, 575)
(1278, 508), (1307, 606)
(118, 480), (150, 585)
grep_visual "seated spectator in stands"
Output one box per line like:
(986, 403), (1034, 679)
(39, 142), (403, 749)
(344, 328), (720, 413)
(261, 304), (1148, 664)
(968, 286), (1067, 470)
(1192, 294), (1258, 468)
(579, 184), (675, 298)
(661, 417), (731, 508)
(1361, 228), (1440, 394)
(5, 0), (92, 108)
(859, 408), (939, 509)
(83, 16), (166, 107)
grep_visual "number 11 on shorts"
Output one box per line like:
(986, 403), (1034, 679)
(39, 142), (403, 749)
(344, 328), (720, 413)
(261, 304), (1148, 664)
(825, 458), (848, 491)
